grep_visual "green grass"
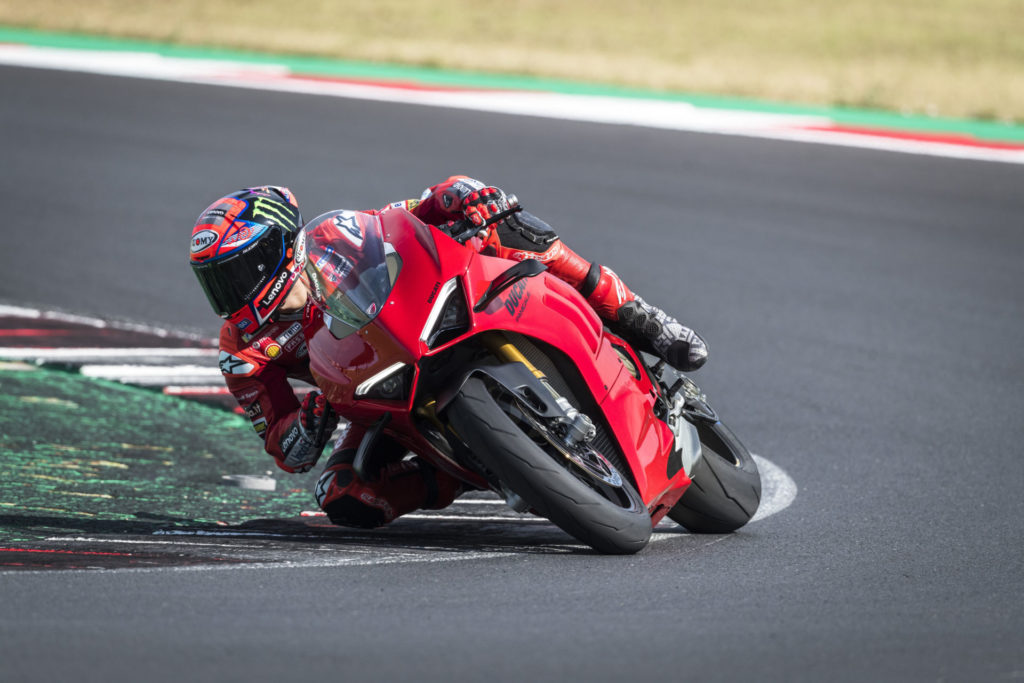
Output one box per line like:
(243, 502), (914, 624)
(1, 0), (1022, 122)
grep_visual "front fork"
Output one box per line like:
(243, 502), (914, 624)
(480, 332), (597, 445)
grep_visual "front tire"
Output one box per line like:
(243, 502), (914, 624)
(668, 419), (761, 533)
(446, 377), (652, 554)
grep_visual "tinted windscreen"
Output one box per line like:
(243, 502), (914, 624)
(300, 211), (400, 339)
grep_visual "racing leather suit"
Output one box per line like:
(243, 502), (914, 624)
(219, 176), (656, 528)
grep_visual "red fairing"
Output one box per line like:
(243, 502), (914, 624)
(303, 207), (691, 516)
(457, 242), (688, 514)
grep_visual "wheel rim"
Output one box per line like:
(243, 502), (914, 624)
(504, 399), (640, 512)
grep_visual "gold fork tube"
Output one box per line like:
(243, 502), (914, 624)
(481, 332), (546, 381)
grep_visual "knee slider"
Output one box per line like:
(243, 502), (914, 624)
(315, 465), (392, 529)
(323, 497), (390, 529)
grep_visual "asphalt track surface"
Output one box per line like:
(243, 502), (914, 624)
(2, 65), (1023, 681)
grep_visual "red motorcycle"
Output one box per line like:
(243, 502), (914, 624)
(297, 208), (761, 554)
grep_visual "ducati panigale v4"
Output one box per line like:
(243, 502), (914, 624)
(297, 208), (761, 554)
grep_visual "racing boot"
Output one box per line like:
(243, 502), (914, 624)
(582, 263), (708, 372)
(613, 296), (708, 372)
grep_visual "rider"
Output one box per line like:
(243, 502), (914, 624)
(189, 177), (708, 529)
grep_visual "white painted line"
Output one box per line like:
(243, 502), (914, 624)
(0, 550), (512, 575)
(747, 127), (1024, 165)
(749, 455), (798, 523)
(0, 303), (212, 342)
(0, 347), (217, 360)
(403, 513), (549, 523)
(152, 529), (318, 539)
(0, 45), (1019, 164)
(79, 364), (222, 380)
(0, 456), (795, 575)
(45, 536), (268, 550)
(163, 385), (234, 395)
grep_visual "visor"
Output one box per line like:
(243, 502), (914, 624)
(192, 226), (287, 318)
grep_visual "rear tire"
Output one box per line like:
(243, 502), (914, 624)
(668, 420), (761, 533)
(446, 377), (652, 554)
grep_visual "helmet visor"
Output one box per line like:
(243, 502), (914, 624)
(192, 226), (287, 318)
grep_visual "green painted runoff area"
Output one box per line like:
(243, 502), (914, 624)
(0, 365), (319, 544)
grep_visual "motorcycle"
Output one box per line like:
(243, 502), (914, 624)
(296, 207), (761, 554)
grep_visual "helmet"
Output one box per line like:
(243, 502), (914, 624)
(189, 186), (303, 334)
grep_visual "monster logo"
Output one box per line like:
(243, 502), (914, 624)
(251, 197), (296, 227)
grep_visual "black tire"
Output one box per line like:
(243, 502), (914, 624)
(667, 419), (761, 533)
(446, 377), (652, 554)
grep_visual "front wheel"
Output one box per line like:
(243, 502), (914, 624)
(445, 377), (652, 554)
(668, 419), (761, 533)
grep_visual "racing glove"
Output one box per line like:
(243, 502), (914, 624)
(463, 186), (521, 229)
(300, 390), (338, 448)
(280, 390), (339, 473)
(446, 186), (523, 243)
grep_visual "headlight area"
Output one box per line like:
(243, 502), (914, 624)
(420, 277), (470, 349)
(354, 362), (415, 402)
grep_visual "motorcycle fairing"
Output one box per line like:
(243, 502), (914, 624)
(304, 208), (691, 511)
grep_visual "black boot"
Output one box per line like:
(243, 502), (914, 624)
(615, 297), (708, 371)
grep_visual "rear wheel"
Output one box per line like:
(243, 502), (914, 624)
(445, 377), (652, 554)
(668, 419), (761, 533)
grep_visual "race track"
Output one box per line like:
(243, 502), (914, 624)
(2, 64), (1023, 682)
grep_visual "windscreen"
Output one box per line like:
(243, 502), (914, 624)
(298, 210), (401, 339)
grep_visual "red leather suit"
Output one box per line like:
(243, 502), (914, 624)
(218, 176), (638, 528)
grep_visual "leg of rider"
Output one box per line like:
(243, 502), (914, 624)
(314, 425), (462, 529)
(481, 212), (709, 371)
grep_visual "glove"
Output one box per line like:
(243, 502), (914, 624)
(462, 186), (521, 229)
(299, 390), (338, 449)
(279, 391), (338, 473)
